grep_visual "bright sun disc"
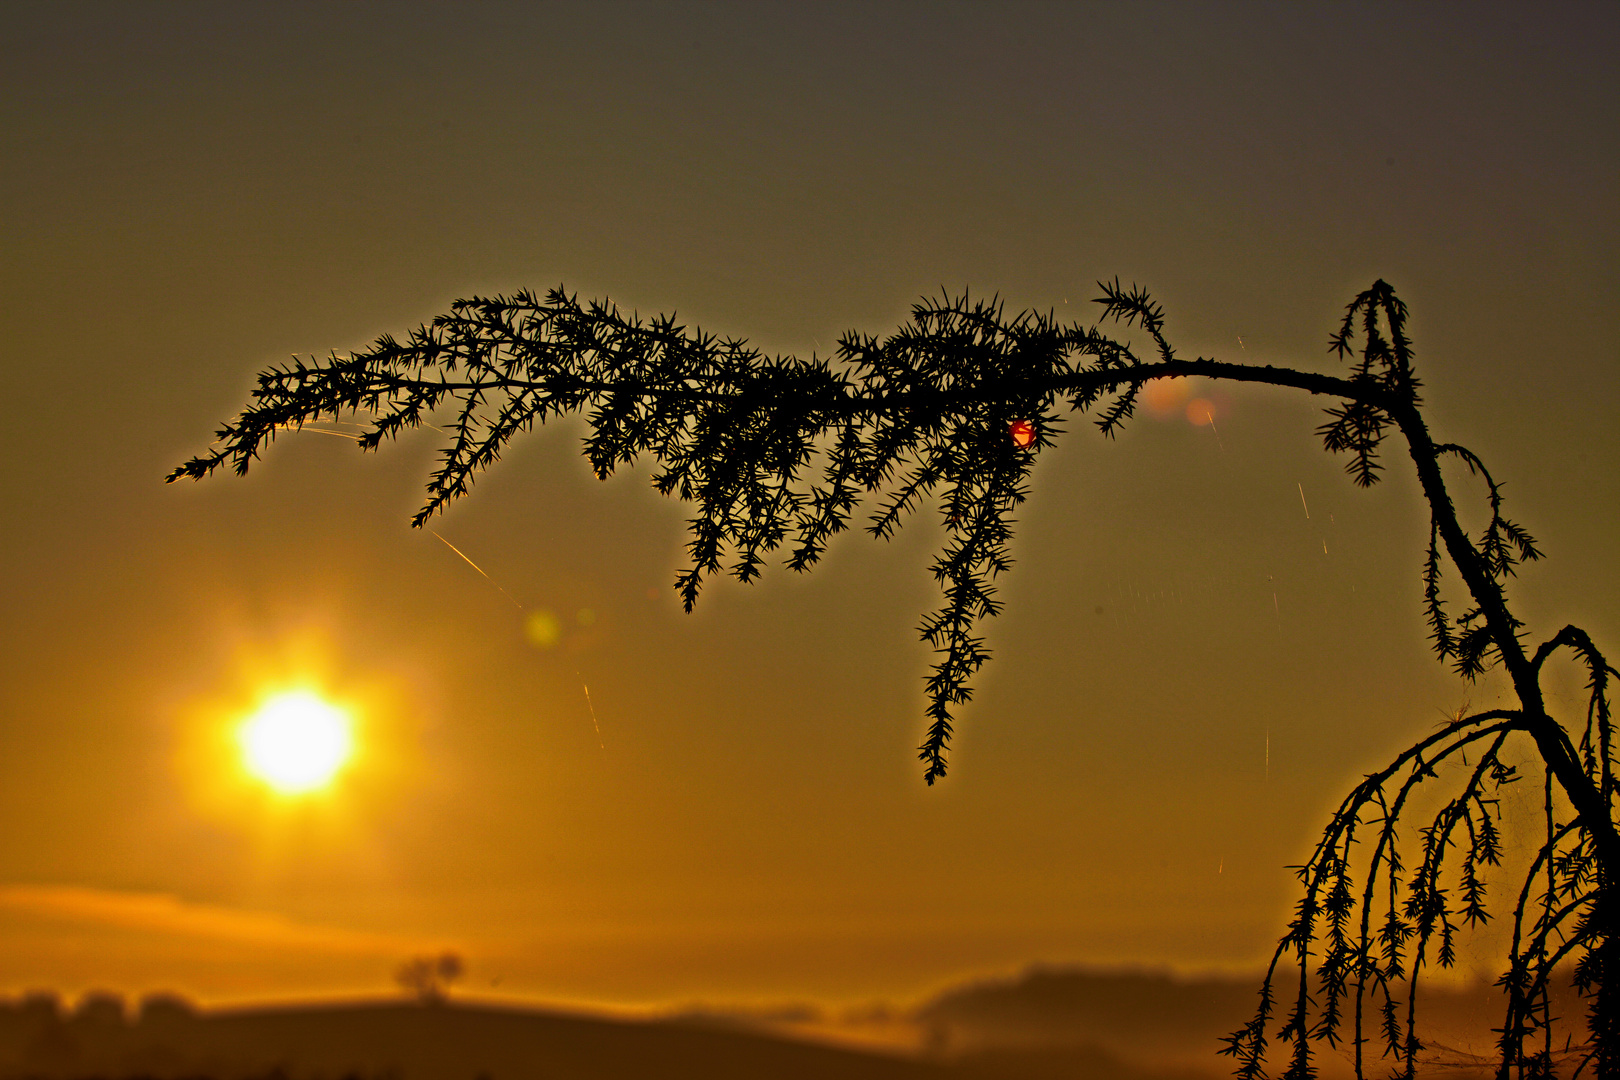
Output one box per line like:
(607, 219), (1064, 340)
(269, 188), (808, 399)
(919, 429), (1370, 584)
(238, 691), (354, 794)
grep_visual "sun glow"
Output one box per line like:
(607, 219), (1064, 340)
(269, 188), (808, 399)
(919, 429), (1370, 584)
(237, 691), (354, 795)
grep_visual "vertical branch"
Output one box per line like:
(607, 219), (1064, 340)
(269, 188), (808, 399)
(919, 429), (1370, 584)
(1545, 766), (1557, 1070)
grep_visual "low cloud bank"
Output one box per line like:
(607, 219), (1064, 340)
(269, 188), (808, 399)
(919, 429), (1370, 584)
(907, 964), (1589, 1077)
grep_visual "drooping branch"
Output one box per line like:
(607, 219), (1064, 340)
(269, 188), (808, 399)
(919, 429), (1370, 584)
(1223, 710), (1528, 1078)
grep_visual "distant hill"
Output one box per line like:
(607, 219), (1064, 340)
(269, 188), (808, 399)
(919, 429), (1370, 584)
(0, 991), (1217, 1080)
(913, 964), (1255, 1060)
(3, 964), (1577, 1079)
(672, 968), (1253, 1074)
(6, 996), (921, 1080)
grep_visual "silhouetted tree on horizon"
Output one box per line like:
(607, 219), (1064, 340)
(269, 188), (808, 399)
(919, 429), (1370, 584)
(395, 952), (464, 1005)
(171, 279), (1616, 1078)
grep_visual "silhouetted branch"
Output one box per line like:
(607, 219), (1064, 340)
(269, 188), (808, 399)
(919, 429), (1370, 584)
(172, 278), (1617, 1071)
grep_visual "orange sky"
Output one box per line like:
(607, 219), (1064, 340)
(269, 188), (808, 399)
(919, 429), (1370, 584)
(0, 1), (1615, 1014)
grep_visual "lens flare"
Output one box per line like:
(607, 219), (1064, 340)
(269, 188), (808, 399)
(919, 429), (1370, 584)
(1186, 398), (1217, 426)
(1143, 377), (1191, 418)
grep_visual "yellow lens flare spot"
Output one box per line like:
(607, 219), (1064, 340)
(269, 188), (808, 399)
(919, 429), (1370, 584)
(237, 691), (354, 795)
(525, 610), (561, 649)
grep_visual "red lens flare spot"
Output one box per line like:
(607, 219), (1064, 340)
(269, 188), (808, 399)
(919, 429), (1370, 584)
(1008, 420), (1037, 449)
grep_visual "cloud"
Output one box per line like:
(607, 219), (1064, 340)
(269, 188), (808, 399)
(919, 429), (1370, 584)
(908, 964), (1581, 1076)
(0, 884), (431, 957)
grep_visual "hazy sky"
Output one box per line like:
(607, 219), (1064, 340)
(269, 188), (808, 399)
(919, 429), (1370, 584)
(1, 1), (1615, 1011)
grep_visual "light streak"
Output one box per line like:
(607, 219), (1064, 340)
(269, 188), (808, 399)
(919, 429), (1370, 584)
(429, 530), (523, 610)
(274, 422), (362, 441)
(579, 671), (604, 749)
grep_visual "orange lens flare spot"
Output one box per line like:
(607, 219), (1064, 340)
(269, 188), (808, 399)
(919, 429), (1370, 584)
(1143, 377), (1191, 418)
(1008, 420), (1037, 449)
(1186, 398), (1217, 426)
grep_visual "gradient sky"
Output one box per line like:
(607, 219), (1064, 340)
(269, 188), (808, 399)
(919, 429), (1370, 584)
(1, 1), (1615, 1013)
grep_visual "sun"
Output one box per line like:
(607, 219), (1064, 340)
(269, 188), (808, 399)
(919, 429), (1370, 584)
(236, 690), (355, 795)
